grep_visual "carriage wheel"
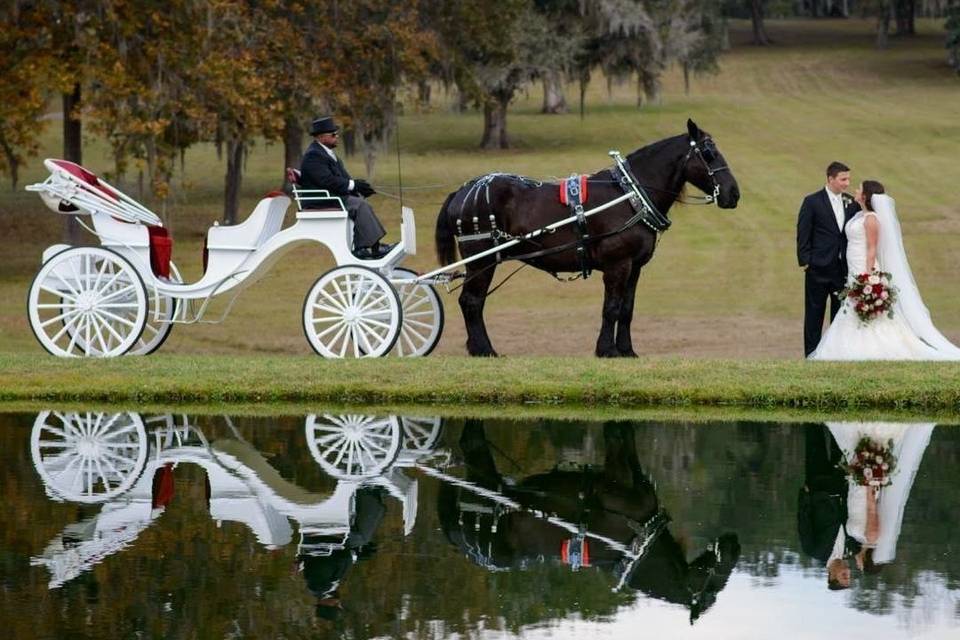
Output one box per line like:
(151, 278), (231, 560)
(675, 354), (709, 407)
(129, 261), (180, 355)
(31, 411), (148, 503)
(401, 416), (444, 453)
(62, 261), (179, 356)
(388, 268), (444, 357)
(305, 414), (402, 480)
(28, 247), (148, 358)
(302, 265), (402, 358)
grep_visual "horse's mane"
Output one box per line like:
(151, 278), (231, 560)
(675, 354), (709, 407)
(625, 133), (687, 165)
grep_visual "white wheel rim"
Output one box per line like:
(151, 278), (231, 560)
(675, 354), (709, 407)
(304, 266), (401, 358)
(28, 248), (148, 358)
(401, 416), (444, 453)
(31, 411), (148, 503)
(390, 269), (443, 357)
(305, 414), (402, 479)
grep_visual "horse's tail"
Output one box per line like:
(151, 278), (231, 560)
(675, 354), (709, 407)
(435, 190), (460, 266)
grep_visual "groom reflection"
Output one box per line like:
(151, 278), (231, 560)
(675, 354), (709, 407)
(298, 486), (387, 620)
(438, 420), (740, 623)
(797, 423), (862, 590)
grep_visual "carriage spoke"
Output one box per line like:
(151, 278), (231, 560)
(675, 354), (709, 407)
(312, 301), (344, 316)
(40, 309), (79, 329)
(97, 314), (127, 344)
(96, 308), (137, 327)
(97, 285), (137, 303)
(313, 320), (345, 340)
(350, 326), (360, 358)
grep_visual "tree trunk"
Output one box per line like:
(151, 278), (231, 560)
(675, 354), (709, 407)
(640, 70), (661, 107)
(480, 95), (510, 149)
(751, 0), (771, 46)
(0, 133), (19, 191)
(877, 2), (893, 48)
(62, 84), (83, 244)
(342, 129), (356, 156)
(223, 138), (244, 225)
(282, 117), (304, 188)
(541, 70), (567, 114)
(417, 79), (432, 108)
(579, 70), (589, 121)
(895, 0), (915, 35)
(683, 62), (691, 95)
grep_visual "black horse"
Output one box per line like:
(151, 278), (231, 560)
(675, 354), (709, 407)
(434, 119), (740, 357)
(437, 420), (741, 623)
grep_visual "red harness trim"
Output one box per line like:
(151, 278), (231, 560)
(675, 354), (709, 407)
(559, 175), (588, 206)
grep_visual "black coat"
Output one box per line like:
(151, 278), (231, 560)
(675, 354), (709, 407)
(796, 189), (860, 281)
(300, 141), (352, 197)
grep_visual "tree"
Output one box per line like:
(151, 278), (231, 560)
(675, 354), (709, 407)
(749, 0), (772, 45)
(948, 1), (960, 73)
(431, 0), (532, 149)
(0, 2), (51, 190)
(316, 0), (436, 175)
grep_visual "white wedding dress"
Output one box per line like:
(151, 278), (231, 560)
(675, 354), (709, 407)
(826, 422), (934, 564)
(809, 195), (960, 360)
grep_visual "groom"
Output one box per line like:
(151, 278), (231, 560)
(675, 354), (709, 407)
(796, 162), (860, 356)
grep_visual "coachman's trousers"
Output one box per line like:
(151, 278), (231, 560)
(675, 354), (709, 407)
(345, 195), (386, 249)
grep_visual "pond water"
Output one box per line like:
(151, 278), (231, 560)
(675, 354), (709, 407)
(0, 411), (958, 639)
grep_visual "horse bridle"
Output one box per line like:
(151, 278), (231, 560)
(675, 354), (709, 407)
(681, 136), (731, 205)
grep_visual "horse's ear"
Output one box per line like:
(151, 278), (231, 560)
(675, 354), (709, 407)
(687, 118), (701, 140)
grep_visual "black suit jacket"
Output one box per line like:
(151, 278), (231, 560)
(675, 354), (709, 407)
(300, 141), (353, 197)
(796, 188), (860, 282)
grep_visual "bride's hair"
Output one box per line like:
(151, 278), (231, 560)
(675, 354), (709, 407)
(862, 180), (885, 212)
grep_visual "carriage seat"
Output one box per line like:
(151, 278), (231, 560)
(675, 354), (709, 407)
(205, 193), (290, 251)
(44, 159), (173, 279)
(286, 167), (349, 216)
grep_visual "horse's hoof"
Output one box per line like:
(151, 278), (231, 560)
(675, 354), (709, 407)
(619, 349), (639, 358)
(595, 348), (620, 358)
(467, 344), (499, 357)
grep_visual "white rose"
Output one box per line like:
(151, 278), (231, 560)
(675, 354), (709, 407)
(881, 463), (889, 470)
(868, 275), (880, 285)
(875, 455), (883, 463)
(875, 300), (883, 307)
(864, 467), (873, 479)
(881, 291), (889, 299)
(863, 285), (873, 294)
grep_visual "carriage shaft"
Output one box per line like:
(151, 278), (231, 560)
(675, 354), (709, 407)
(416, 192), (633, 282)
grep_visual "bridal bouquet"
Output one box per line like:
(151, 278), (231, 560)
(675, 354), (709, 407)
(841, 271), (898, 324)
(841, 437), (898, 487)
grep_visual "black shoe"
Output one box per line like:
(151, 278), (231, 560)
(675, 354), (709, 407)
(354, 246), (376, 259)
(373, 242), (395, 257)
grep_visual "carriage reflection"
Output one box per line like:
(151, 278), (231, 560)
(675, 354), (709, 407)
(29, 410), (445, 589)
(435, 420), (741, 624)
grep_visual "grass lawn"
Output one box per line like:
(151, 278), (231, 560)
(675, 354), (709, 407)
(1, 19), (959, 409)
(2, 353), (959, 412)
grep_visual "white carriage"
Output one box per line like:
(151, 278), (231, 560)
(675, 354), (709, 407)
(25, 159), (445, 358)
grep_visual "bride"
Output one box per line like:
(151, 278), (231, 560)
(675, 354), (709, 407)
(809, 181), (960, 360)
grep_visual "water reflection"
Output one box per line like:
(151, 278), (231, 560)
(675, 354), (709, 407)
(800, 422), (934, 590)
(30, 411), (445, 589)
(8, 411), (959, 639)
(438, 420), (740, 624)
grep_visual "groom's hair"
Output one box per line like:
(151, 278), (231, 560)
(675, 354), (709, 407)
(826, 161), (850, 178)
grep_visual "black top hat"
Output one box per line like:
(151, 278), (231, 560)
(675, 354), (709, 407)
(309, 116), (338, 136)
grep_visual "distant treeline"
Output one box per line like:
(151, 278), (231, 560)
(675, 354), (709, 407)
(1, 1), (957, 228)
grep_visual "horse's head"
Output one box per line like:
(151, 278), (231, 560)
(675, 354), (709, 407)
(683, 119), (740, 209)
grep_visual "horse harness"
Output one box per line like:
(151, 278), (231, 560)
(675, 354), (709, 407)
(454, 152), (673, 280)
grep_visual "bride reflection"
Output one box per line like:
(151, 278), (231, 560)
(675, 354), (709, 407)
(798, 421), (934, 590)
(28, 411), (444, 592)
(433, 420), (741, 624)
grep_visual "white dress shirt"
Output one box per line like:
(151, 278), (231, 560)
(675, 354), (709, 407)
(825, 187), (845, 231)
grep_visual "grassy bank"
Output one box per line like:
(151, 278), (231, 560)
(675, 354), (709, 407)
(2, 353), (959, 411)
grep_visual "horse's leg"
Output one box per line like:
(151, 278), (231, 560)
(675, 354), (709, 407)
(614, 261), (643, 357)
(595, 261), (631, 357)
(460, 258), (499, 357)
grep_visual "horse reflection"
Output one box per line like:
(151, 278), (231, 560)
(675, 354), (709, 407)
(437, 420), (740, 623)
